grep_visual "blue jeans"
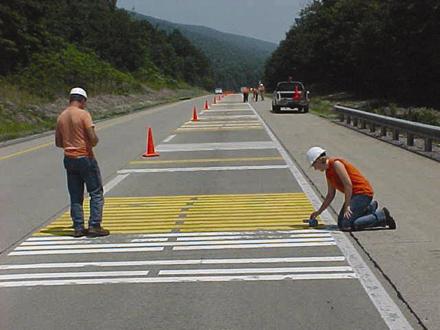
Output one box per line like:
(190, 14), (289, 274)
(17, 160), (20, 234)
(63, 157), (104, 229)
(338, 195), (385, 231)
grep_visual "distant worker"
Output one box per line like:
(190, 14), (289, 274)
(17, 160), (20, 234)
(55, 87), (110, 238)
(258, 82), (265, 101)
(242, 86), (249, 102)
(253, 87), (258, 102)
(306, 147), (396, 231)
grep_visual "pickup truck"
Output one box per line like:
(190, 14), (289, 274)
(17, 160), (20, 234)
(272, 81), (310, 113)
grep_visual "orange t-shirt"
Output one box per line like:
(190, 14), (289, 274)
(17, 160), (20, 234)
(56, 106), (94, 158)
(325, 158), (373, 197)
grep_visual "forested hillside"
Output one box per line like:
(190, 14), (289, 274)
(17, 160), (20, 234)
(0, 0), (213, 100)
(264, 0), (440, 107)
(131, 13), (277, 90)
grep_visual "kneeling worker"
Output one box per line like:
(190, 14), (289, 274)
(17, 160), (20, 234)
(307, 146), (396, 231)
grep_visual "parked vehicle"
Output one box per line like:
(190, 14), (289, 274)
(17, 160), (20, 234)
(272, 81), (310, 113)
(214, 88), (223, 94)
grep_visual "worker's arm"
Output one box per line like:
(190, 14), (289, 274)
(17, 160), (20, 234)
(55, 126), (63, 148)
(310, 177), (336, 219)
(86, 125), (99, 147)
(334, 160), (353, 219)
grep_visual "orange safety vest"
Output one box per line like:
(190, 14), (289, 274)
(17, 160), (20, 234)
(326, 158), (373, 196)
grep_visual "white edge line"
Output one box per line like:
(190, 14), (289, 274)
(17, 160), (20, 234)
(163, 134), (176, 143)
(248, 103), (412, 329)
(103, 174), (129, 195)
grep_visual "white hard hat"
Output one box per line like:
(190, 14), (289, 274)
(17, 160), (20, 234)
(306, 146), (326, 166)
(69, 87), (88, 99)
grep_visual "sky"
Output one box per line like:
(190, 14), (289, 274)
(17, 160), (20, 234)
(117, 0), (311, 44)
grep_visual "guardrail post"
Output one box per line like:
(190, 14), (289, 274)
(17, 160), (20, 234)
(346, 115), (351, 125)
(392, 129), (400, 141)
(339, 114), (344, 122)
(353, 118), (358, 127)
(380, 127), (387, 136)
(407, 134), (415, 146)
(424, 138), (433, 152)
(360, 120), (366, 129)
(369, 123), (376, 133)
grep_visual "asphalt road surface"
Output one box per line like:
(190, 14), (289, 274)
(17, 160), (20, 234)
(0, 95), (416, 329)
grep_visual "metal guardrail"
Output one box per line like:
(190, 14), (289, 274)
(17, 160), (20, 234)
(333, 105), (440, 152)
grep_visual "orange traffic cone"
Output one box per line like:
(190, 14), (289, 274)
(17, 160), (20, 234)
(192, 106), (198, 121)
(204, 100), (209, 110)
(142, 127), (159, 157)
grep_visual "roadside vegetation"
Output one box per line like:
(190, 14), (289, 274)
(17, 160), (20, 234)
(0, 0), (213, 141)
(309, 92), (440, 127)
(264, 0), (440, 125)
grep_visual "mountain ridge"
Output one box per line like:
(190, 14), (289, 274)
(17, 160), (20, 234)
(140, 14), (277, 53)
(130, 11), (277, 90)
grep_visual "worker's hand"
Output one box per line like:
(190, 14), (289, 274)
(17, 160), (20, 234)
(310, 211), (320, 220)
(343, 206), (353, 220)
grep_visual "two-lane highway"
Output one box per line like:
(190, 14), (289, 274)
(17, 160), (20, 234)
(0, 95), (412, 329)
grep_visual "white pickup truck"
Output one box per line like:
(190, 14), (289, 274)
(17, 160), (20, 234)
(272, 81), (310, 113)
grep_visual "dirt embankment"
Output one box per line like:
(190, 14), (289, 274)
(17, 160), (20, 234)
(0, 88), (204, 142)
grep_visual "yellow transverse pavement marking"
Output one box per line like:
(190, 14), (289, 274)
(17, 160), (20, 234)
(129, 157), (284, 165)
(35, 193), (319, 236)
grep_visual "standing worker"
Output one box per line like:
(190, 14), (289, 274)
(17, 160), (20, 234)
(242, 86), (249, 103)
(258, 82), (265, 101)
(253, 87), (258, 102)
(306, 146), (396, 231)
(55, 87), (110, 238)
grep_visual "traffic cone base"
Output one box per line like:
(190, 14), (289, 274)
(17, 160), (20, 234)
(142, 127), (159, 157)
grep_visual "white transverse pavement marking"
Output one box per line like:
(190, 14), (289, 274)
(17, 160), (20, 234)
(0, 256), (346, 270)
(0, 270), (149, 280)
(159, 266), (353, 275)
(15, 237), (335, 250)
(173, 242), (336, 251)
(118, 165), (288, 174)
(196, 115), (257, 119)
(199, 109), (254, 113)
(0, 273), (358, 288)
(156, 141), (276, 152)
(248, 103), (412, 329)
(9, 247), (164, 256)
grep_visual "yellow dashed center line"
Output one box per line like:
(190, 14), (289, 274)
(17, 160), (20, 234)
(0, 142), (53, 161)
